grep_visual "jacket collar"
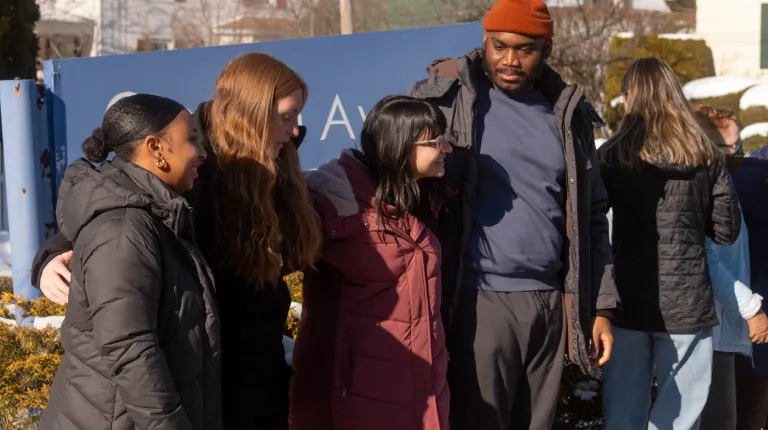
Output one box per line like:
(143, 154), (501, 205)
(111, 157), (194, 239)
(423, 48), (605, 128)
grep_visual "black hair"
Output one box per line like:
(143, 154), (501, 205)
(82, 93), (187, 163)
(359, 95), (447, 226)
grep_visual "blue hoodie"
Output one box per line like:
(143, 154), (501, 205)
(707, 202), (761, 356)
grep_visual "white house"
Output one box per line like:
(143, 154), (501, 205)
(36, 1), (96, 66)
(36, 0), (300, 57)
(697, 0), (768, 81)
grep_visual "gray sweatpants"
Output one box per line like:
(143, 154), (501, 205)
(447, 288), (566, 430)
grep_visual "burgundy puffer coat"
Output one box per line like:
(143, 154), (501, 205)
(290, 151), (449, 430)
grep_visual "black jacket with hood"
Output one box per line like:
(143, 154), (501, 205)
(32, 102), (293, 429)
(598, 144), (741, 333)
(39, 157), (222, 430)
(407, 48), (620, 373)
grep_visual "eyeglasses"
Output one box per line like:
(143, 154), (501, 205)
(717, 141), (742, 151)
(414, 135), (448, 150)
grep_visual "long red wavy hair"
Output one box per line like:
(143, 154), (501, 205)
(209, 53), (322, 287)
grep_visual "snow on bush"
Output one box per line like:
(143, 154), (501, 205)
(614, 32), (701, 40)
(741, 123), (768, 140)
(740, 123), (768, 153)
(740, 84), (768, 110)
(739, 85), (768, 127)
(683, 76), (759, 100)
(657, 33), (703, 40)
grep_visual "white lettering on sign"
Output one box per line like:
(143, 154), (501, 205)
(298, 113), (303, 126)
(358, 106), (367, 121)
(320, 94), (355, 141)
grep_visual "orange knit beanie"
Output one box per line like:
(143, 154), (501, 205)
(482, 0), (554, 39)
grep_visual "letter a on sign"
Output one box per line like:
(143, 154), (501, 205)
(321, 95), (355, 141)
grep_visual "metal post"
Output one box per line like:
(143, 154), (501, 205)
(0, 80), (53, 301)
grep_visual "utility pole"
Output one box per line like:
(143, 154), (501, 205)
(339, 0), (353, 35)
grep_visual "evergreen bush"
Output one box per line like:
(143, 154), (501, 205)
(0, 274), (608, 427)
(740, 106), (768, 128)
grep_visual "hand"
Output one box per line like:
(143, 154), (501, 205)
(40, 250), (73, 305)
(591, 316), (613, 367)
(748, 311), (768, 344)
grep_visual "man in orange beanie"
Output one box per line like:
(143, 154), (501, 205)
(407, 1), (619, 429)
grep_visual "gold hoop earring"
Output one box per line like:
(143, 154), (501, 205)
(156, 157), (168, 170)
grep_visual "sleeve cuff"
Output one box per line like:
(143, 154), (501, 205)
(596, 309), (616, 322)
(741, 293), (764, 320)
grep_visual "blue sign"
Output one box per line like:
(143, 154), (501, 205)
(43, 23), (483, 187)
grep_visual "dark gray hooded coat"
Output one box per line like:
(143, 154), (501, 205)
(39, 157), (222, 430)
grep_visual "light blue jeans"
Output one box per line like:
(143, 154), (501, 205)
(603, 327), (714, 430)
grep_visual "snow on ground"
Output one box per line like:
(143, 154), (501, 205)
(657, 33), (703, 40)
(740, 84), (768, 110)
(610, 95), (624, 108)
(741, 123), (768, 140)
(33, 316), (66, 330)
(0, 310), (64, 329)
(683, 76), (759, 100)
(290, 302), (302, 319)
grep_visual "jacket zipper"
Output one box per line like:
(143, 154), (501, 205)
(561, 85), (596, 374)
(341, 328), (353, 400)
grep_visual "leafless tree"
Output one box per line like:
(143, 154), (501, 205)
(549, 3), (693, 112)
(170, 0), (246, 47)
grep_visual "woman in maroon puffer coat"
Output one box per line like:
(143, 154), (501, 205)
(290, 95), (453, 430)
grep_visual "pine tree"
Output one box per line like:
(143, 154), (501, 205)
(0, 0), (40, 80)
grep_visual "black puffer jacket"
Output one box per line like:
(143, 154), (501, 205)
(39, 158), (222, 430)
(599, 146), (741, 333)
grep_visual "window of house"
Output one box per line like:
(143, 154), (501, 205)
(149, 39), (172, 51)
(136, 38), (172, 52)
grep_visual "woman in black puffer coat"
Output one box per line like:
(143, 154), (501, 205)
(39, 94), (220, 430)
(599, 57), (741, 430)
